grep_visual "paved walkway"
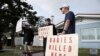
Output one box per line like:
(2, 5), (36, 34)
(21, 52), (43, 56)
(32, 52), (43, 56)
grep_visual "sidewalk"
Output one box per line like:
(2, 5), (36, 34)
(32, 52), (43, 56)
(21, 52), (44, 56)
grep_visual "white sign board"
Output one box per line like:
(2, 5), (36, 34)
(38, 26), (53, 40)
(46, 34), (78, 56)
(16, 18), (22, 32)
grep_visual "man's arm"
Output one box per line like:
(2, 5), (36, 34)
(61, 19), (70, 34)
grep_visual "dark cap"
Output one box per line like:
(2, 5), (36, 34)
(45, 18), (51, 22)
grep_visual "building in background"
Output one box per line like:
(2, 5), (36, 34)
(56, 13), (100, 49)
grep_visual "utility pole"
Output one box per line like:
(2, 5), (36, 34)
(51, 15), (54, 23)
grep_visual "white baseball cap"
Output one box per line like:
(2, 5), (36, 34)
(60, 4), (69, 10)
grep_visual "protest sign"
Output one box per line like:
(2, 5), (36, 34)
(38, 26), (53, 40)
(45, 34), (78, 56)
(16, 18), (22, 32)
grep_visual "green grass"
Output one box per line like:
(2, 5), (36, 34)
(0, 51), (20, 56)
(79, 48), (90, 56)
(32, 46), (43, 52)
(98, 49), (100, 56)
(78, 48), (100, 56)
(0, 46), (100, 56)
(0, 46), (43, 56)
(15, 46), (44, 52)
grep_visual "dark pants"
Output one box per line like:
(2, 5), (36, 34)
(43, 38), (47, 56)
(23, 32), (34, 45)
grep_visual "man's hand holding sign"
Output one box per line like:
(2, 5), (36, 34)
(38, 18), (57, 56)
(38, 4), (77, 56)
(38, 25), (78, 56)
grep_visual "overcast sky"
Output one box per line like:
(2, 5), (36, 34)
(26, 0), (100, 24)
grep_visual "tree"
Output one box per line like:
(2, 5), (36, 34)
(36, 16), (45, 27)
(0, 0), (39, 46)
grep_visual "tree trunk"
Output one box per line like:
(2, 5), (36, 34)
(11, 25), (16, 47)
(11, 30), (15, 47)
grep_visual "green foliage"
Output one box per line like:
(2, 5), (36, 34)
(0, 0), (39, 33)
(0, 0), (39, 46)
